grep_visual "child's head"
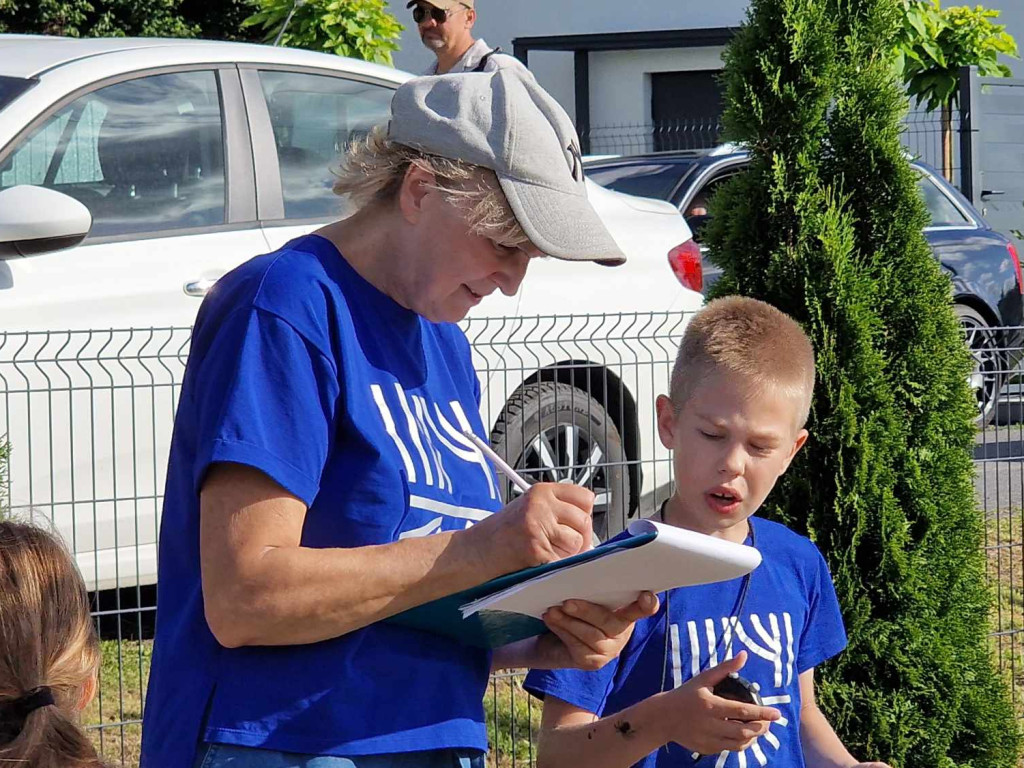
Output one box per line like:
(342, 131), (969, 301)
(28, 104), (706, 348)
(657, 296), (815, 539)
(0, 520), (103, 767)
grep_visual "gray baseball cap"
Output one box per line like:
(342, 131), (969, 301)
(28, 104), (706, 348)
(388, 69), (626, 266)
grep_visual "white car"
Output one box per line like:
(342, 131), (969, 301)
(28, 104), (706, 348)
(0, 35), (702, 593)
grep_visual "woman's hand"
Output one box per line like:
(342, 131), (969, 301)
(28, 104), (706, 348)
(460, 483), (596, 578)
(534, 593), (660, 670)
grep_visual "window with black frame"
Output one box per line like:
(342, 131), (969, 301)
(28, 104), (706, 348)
(0, 70), (225, 238)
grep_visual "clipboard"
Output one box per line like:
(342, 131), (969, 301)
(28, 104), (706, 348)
(386, 520), (761, 648)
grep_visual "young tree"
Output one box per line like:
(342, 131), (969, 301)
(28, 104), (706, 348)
(895, 0), (1018, 179)
(243, 0), (403, 65)
(706, 0), (1020, 765)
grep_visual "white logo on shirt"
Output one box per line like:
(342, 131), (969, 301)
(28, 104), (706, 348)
(371, 382), (498, 535)
(670, 613), (796, 766)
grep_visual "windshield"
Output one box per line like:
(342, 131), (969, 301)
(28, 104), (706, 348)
(585, 160), (696, 202)
(0, 76), (36, 112)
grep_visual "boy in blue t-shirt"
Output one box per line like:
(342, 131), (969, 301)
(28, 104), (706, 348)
(525, 297), (891, 768)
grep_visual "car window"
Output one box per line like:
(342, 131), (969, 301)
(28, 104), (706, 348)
(584, 162), (693, 201)
(259, 71), (394, 220)
(0, 70), (225, 238)
(917, 173), (971, 227)
(684, 168), (744, 238)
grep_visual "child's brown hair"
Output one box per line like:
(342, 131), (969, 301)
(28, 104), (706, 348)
(0, 520), (104, 767)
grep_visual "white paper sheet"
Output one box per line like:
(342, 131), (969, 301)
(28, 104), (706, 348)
(460, 520), (762, 619)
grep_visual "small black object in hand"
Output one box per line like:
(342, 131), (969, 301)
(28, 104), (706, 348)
(712, 671), (762, 707)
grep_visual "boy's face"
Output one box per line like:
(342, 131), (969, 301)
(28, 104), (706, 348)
(656, 370), (808, 541)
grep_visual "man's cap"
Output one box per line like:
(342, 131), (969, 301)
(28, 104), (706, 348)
(388, 70), (626, 266)
(406, 0), (474, 10)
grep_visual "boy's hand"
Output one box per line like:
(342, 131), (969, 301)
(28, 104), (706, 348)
(660, 651), (781, 755)
(536, 592), (660, 671)
(850, 764), (891, 767)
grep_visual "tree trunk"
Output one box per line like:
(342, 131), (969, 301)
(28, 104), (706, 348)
(942, 102), (954, 183)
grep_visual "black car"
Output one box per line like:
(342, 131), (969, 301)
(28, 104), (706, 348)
(585, 149), (1024, 425)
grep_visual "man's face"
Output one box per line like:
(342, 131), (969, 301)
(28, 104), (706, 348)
(414, 1), (474, 54)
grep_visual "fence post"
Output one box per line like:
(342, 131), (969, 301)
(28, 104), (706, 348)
(575, 50), (591, 156)
(959, 64), (982, 205)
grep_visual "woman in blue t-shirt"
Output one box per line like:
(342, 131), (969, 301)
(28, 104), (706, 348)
(140, 70), (658, 768)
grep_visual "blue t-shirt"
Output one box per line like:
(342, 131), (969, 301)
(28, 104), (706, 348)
(524, 518), (846, 768)
(141, 235), (503, 767)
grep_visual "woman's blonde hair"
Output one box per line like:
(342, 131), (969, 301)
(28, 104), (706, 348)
(333, 126), (532, 249)
(0, 520), (103, 767)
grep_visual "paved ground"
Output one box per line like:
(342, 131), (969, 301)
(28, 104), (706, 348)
(976, 423), (1024, 515)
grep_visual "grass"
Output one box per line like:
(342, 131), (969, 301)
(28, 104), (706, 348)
(84, 639), (150, 767)
(82, 641), (537, 768)
(985, 512), (1024, 715)
(485, 672), (540, 768)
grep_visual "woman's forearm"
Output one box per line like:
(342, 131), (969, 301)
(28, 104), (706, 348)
(204, 529), (497, 647)
(200, 464), (503, 647)
(200, 463), (597, 648)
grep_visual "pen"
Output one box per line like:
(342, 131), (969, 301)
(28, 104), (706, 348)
(461, 429), (532, 493)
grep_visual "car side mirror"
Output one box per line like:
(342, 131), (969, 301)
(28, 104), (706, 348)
(0, 185), (92, 258)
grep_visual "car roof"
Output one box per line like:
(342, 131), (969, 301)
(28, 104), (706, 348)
(585, 146), (938, 174)
(0, 34), (406, 82)
(584, 149), (721, 167)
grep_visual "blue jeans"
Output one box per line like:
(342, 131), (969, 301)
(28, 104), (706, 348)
(192, 743), (486, 768)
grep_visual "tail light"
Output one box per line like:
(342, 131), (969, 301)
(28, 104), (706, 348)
(1009, 241), (1023, 295)
(668, 239), (703, 292)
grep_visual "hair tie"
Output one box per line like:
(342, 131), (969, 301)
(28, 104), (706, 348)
(14, 687), (55, 717)
(0, 686), (56, 744)
(0, 686), (56, 725)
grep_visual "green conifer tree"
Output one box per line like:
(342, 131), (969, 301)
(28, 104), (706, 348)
(706, 0), (1020, 765)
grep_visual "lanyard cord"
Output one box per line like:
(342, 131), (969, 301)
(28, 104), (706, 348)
(656, 503), (757, 759)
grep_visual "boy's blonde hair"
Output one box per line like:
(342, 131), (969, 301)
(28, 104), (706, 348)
(671, 296), (816, 428)
(332, 126), (532, 249)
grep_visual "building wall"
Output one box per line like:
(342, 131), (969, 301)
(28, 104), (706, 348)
(389, 0), (1024, 126)
(390, 0), (746, 126)
(589, 46), (726, 127)
(390, 0), (748, 75)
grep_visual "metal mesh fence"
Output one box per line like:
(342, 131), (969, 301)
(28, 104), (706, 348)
(582, 118), (724, 156)
(902, 108), (962, 190)
(582, 110), (961, 189)
(1, 314), (1022, 766)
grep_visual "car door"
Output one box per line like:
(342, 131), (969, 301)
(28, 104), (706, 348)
(240, 68), (393, 245)
(0, 66), (264, 593)
(0, 66), (264, 333)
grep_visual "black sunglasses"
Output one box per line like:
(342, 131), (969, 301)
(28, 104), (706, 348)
(412, 5), (461, 23)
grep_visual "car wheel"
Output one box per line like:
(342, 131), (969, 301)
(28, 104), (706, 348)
(956, 304), (1003, 427)
(490, 381), (630, 541)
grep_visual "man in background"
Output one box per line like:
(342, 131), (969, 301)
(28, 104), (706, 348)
(409, 0), (529, 74)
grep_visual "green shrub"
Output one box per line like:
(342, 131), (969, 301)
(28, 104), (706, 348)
(706, 0), (1020, 765)
(243, 0), (402, 65)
